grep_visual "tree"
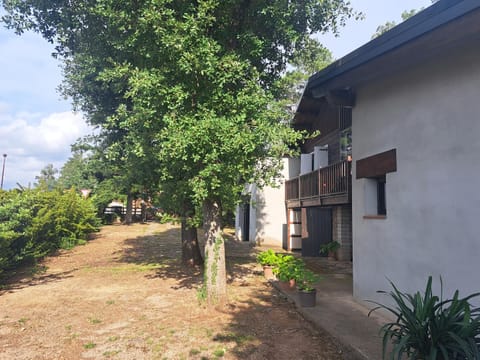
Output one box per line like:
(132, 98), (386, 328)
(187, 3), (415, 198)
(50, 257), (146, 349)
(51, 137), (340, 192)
(274, 37), (333, 116)
(35, 164), (58, 190)
(2, 0), (359, 305)
(58, 150), (97, 191)
(371, 1), (439, 39)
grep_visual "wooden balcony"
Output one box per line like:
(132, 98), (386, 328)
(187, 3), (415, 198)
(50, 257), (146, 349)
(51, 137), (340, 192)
(285, 160), (352, 208)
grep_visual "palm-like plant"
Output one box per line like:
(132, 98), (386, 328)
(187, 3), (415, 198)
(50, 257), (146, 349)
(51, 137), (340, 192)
(369, 276), (480, 359)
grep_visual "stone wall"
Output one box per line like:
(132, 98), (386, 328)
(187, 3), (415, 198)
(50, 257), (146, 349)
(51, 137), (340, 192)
(332, 205), (352, 261)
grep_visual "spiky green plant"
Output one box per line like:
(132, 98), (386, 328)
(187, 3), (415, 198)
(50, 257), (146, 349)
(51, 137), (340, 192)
(369, 276), (480, 359)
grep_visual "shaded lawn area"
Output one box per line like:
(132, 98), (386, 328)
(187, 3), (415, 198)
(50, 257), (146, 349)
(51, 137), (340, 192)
(0, 222), (343, 359)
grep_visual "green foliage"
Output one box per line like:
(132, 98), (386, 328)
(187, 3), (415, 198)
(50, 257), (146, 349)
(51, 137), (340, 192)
(273, 255), (305, 282)
(34, 164), (58, 190)
(371, 1), (438, 39)
(2, 0), (360, 299)
(256, 250), (281, 267)
(0, 188), (100, 275)
(368, 277), (480, 360)
(57, 150), (98, 190)
(319, 241), (340, 255)
(296, 268), (321, 292)
(1, 0), (359, 218)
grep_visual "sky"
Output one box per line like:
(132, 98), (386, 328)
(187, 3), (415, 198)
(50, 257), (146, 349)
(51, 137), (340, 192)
(0, 0), (433, 190)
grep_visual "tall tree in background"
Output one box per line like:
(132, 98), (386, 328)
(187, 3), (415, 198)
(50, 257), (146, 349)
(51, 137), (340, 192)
(2, 0), (359, 304)
(35, 164), (58, 190)
(58, 150), (97, 191)
(371, 1), (439, 39)
(274, 37), (333, 116)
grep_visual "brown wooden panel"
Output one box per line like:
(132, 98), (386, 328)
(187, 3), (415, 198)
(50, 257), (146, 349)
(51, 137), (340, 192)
(356, 149), (397, 179)
(301, 208), (308, 238)
(286, 200), (301, 208)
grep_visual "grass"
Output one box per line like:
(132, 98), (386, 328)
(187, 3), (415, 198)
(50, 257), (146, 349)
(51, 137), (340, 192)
(81, 263), (167, 274)
(189, 348), (201, 355)
(88, 317), (102, 324)
(213, 332), (255, 345)
(29, 264), (47, 276)
(103, 350), (121, 357)
(83, 342), (96, 349)
(213, 348), (226, 357)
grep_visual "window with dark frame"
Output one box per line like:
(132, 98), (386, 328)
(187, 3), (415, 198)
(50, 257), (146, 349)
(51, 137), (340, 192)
(356, 149), (396, 219)
(376, 175), (386, 216)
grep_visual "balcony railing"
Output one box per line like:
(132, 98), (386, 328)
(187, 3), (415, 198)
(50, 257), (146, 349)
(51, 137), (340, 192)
(285, 160), (351, 202)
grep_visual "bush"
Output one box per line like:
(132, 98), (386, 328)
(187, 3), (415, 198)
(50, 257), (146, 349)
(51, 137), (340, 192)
(295, 268), (320, 292)
(273, 255), (304, 282)
(369, 276), (480, 360)
(256, 249), (281, 267)
(0, 188), (100, 275)
(319, 241), (340, 255)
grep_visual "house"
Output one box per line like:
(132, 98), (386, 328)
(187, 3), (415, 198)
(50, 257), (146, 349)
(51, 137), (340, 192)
(294, 0), (480, 305)
(235, 159), (293, 247)
(235, 88), (354, 259)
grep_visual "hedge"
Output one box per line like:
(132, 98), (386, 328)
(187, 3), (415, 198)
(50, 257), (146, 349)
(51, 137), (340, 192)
(0, 188), (100, 275)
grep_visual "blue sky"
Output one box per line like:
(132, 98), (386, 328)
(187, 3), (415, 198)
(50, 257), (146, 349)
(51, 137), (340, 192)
(0, 0), (433, 189)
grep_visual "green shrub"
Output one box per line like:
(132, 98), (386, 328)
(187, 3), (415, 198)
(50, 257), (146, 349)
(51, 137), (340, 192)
(369, 276), (480, 360)
(295, 268), (320, 292)
(0, 190), (36, 272)
(256, 249), (281, 267)
(319, 241), (340, 255)
(273, 255), (304, 282)
(0, 188), (100, 275)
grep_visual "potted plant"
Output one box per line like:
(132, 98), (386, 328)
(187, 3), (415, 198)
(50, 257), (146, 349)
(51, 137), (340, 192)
(296, 269), (321, 307)
(320, 241), (340, 260)
(256, 249), (280, 280)
(274, 255), (304, 291)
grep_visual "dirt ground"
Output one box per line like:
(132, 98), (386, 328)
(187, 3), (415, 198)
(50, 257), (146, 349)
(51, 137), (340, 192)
(0, 222), (344, 360)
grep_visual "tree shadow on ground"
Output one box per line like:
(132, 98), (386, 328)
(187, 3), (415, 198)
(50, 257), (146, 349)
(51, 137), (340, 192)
(116, 224), (343, 358)
(116, 225), (262, 291)
(208, 274), (344, 359)
(118, 226), (202, 290)
(0, 267), (76, 295)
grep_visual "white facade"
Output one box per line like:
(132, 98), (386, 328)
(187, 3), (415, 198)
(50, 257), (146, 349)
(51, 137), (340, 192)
(352, 45), (480, 305)
(235, 157), (300, 246)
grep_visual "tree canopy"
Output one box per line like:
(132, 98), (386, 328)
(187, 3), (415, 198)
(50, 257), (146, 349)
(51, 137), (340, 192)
(2, 0), (359, 304)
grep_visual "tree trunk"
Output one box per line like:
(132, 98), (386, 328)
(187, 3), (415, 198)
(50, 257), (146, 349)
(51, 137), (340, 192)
(203, 200), (227, 305)
(125, 193), (133, 225)
(181, 218), (203, 266)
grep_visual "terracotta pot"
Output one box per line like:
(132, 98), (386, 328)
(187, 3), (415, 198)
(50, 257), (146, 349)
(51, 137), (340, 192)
(298, 289), (317, 307)
(278, 279), (296, 291)
(263, 265), (275, 280)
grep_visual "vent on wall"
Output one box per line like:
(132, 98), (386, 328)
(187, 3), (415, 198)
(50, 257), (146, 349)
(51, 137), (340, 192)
(338, 107), (352, 130)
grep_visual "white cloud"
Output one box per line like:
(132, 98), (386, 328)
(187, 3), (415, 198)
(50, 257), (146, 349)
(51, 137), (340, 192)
(0, 28), (68, 114)
(0, 110), (94, 189)
(0, 23), (94, 189)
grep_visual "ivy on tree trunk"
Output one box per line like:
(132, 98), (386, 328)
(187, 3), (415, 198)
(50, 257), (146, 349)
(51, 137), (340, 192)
(203, 200), (227, 305)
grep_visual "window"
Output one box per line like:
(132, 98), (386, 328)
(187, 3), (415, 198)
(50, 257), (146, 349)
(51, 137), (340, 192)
(364, 176), (387, 218)
(376, 175), (386, 216)
(356, 149), (396, 219)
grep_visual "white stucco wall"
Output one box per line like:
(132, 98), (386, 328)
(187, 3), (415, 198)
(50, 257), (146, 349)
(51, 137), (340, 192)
(253, 158), (291, 246)
(352, 45), (480, 306)
(235, 158), (295, 247)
